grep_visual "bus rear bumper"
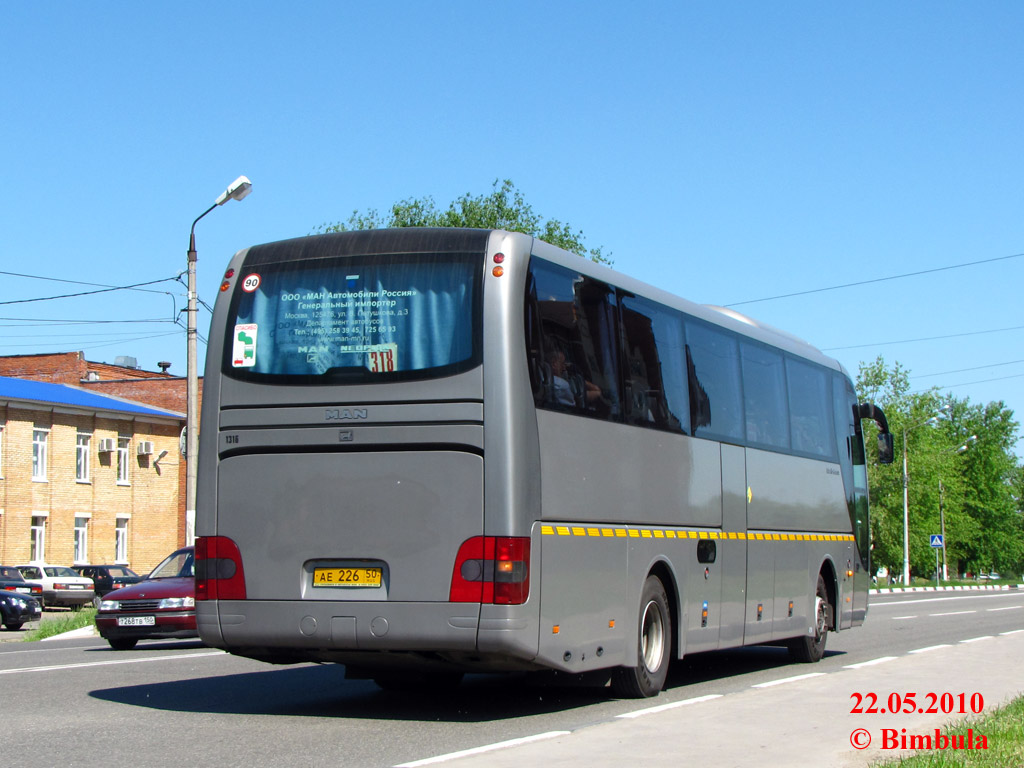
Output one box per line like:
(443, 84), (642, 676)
(198, 600), (540, 669)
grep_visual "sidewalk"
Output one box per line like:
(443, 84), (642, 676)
(409, 630), (1024, 768)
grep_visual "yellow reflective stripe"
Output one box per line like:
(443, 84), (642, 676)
(539, 523), (857, 542)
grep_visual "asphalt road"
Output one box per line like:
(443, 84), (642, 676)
(1, 589), (1021, 768)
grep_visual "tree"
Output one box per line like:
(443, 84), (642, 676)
(856, 356), (1023, 581)
(316, 179), (612, 265)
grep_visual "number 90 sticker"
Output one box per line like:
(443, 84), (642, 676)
(242, 273), (261, 292)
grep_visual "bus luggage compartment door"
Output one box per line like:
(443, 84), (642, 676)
(216, 450), (483, 603)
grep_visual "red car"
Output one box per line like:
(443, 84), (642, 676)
(95, 547), (196, 650)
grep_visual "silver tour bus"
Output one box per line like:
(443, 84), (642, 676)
(196, 228), (893, 697)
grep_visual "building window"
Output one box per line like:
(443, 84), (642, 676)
(117, 436), (130, 485)
(32, 429), (49, 481)
(76, 432), (91, 482)
(74, 517), (89, 563)
(30, 515), (47, 562)
(115, 518), (129, 562)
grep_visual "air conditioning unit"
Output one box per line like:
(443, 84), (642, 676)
(98, 438), (116, 453)
(137, 441), (155, 456)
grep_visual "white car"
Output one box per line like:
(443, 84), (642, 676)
(17, 565), (95, 610)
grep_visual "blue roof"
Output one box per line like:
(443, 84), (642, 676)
(0, 376), (183, 419)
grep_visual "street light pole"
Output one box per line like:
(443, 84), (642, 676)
(185, 176), (252, 545)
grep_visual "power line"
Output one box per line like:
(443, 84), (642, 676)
(1, 329), (178, 339)
(822, 324), (1024, 352)
(0, 318), (170, 326)
(0, 331), (183, 350)
(915, 359), (1024, 379)
(725, 251), (1024, 308)
(0, 270), (180, 295)
(918, 372), (1024, 392)
(0, 276), (181, 306)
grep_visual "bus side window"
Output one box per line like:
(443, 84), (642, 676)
(786, 357), (836, 460)
(740, 341), (789, 449)
(684, 320), (743, 443)
(619, 292), (689, 434)
(526, 258), (620, 420)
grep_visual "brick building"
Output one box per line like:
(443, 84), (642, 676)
(0, 362), (189, 574)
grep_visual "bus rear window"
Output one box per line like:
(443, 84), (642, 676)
(224, 253), (481, 382)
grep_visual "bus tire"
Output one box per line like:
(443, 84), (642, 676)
(788, 574), (830, 663)
(611, 574), (671, 698)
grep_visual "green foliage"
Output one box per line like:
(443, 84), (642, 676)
(316, 179), (612, 265)
(23, 608), (96, 641)
(856, 356), (1023, 582)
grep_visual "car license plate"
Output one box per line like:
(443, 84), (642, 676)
(312, 567), (382, 588)
(117, 616), (155, 627)
(68, 585), (86, 590)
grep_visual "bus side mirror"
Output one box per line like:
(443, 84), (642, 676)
(877, 432), (894, 465)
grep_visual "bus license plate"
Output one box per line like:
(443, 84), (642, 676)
(117, 616), (155, 627)
(312, 567), (382, 588)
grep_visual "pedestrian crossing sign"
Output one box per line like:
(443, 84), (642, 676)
(929, 534), (944, 548)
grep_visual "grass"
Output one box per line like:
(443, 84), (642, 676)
(23, 607), (97, 641)
(876, 697), (1024, 767)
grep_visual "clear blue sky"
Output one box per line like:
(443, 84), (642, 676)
(2, 2), (1022, 456)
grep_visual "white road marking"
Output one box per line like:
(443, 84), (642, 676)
(394, 732), (571, 767)
(844, 656), (897, 669)
(0, 650), (223, 675)
(908, 644), (952, 654)
(617, 694), (723, 718)
(752, 672), (825, 688)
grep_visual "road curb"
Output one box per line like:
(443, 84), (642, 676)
(41, 625), (99, 641)
(871, 584), (1022, 594)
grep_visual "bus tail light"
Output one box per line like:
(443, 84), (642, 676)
(196, 536), (247, 601)
(449, 536), (531, 605)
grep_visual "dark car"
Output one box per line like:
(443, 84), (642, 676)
(95, 547), (196, 650)
(72, 564), (143, 608)
(1, 590), (42, 630)
(0, 565), (44, 603)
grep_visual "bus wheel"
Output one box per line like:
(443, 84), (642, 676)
(788, 574), (830, 663)
(611, 575), (671, 698)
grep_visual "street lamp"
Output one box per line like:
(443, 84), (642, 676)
(938, 435), (978, 581)
(901, 404), (950, 585)
(185, 175), (252, 544)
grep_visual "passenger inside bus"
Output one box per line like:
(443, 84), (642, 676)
(544, 346), (602, 408)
